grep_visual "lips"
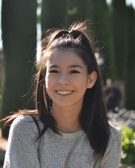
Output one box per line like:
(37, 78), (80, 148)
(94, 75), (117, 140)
(56, 90), (74, 95)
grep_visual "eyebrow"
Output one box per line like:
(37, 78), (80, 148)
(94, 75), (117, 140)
(49, 64), (84, 69)
(70, 65), (84, 69)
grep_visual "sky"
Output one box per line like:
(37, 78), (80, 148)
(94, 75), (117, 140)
(107, 0), (135, 8)
(0, 0), (135, 50)
(126, 0), (135, 8)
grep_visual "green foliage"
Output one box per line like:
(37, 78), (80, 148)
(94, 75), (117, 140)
(121, 126), (135, 164)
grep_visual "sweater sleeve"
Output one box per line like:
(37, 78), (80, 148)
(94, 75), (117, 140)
(100, 125), (122, 168)
(3, 115), (40, 168)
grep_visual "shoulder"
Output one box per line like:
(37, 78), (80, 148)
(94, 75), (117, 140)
(109, 124), (121, 142)
(11, 114), (39, 127)
(107, 123), (121, 152)
(99, 124), (122, 167)
(10, 115), (42, 138)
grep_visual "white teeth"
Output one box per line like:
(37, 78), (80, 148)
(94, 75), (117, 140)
(57, 91), (73, 95)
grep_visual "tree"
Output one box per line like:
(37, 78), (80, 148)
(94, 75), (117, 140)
(125, 6), (135, 109)
(41, 0), (66, 32)
(1, 0), (37, 138)
(111, 0), (128, 81)
(87, 0), (114, 80)
(66, 0), (87, 26)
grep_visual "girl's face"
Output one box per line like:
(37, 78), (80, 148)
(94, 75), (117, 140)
(45, 49), (97, 110)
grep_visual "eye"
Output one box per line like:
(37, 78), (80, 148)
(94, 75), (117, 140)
(49, 70), (59, 73)
(70, 70), (80, 74)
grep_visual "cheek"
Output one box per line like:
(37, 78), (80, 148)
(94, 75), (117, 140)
(76, 75), (89, 86)
(45, 74), (56, 88)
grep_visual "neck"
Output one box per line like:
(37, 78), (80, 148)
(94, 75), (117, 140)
(52, 105), (82, 133)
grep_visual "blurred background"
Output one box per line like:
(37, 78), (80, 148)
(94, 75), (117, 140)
(0, 0), (135, 166)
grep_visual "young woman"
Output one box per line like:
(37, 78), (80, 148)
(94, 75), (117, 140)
(2, 21), (121, 168)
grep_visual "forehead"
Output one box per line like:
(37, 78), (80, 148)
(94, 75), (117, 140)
(46, 49), (86, 66)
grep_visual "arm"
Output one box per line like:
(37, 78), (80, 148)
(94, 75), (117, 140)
(3, 115), (40, 168)
(100, 125), (122, 168)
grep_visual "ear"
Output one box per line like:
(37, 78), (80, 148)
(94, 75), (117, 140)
(87, 71), (97, 89)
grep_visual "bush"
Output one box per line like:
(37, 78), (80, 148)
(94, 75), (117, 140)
(121, 126), (135, 164)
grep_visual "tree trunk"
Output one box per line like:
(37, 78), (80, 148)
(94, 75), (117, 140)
(41, 0), (66, 32)
(125, 6), (135, 109)
(1, 0), (37, 138)
(111, 0), (128, 81)
(66, 0), (87, 26)
(87, 0), (114, 80)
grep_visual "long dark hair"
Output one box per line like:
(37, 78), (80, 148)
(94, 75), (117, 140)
(37, 21), (110, 157)
(1, 21), (110, 158)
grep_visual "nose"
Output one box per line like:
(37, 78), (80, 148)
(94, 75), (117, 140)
(57, 74), (70, 85)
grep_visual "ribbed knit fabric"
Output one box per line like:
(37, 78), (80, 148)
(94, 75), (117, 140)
(3, 115), (121, 168)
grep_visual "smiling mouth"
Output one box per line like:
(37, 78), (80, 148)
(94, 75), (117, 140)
(56, 90), (74, 96)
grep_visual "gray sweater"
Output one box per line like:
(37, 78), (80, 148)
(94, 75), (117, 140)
(3, 115), (121, 168)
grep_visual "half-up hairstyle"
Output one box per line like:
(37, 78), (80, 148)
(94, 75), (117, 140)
(36, 21), (110, 158)
(1, 21), (110, 158)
